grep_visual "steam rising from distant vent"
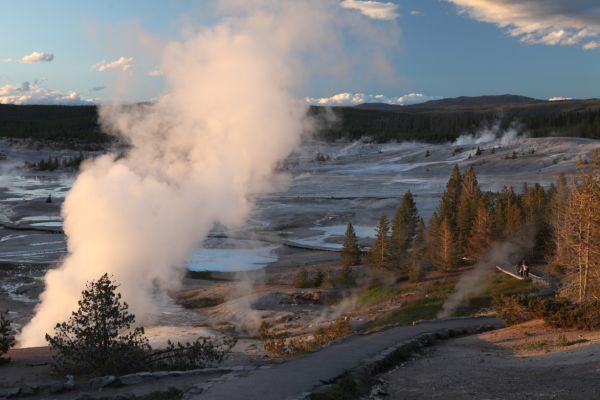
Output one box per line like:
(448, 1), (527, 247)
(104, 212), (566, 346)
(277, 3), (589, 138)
(18, 0), (398, 346)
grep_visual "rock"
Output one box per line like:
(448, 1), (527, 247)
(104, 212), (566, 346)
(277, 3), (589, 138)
(89, 375), (117, 391)
(0, 387), (20, 398)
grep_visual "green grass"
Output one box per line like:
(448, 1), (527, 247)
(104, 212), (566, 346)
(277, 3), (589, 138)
(356, 286), (408, 308)
(354, 280), (455, 332)
(454, 273), (536, 316)
(356, 296), (446, 332)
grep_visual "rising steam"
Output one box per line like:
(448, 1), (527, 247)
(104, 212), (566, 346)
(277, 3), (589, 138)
(438, 228), (535, 318)
(18, 1), (398, 346)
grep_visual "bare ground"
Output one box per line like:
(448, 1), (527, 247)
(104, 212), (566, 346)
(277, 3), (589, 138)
(378, 319), (600, 400)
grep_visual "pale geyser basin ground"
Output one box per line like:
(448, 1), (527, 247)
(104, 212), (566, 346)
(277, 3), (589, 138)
(0, 136), (598, 345)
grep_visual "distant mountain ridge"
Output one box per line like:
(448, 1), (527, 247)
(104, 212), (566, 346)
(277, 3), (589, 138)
(355, 94), (543, 110)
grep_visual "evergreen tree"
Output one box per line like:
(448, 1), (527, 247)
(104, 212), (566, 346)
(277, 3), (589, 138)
(549, 173), (570, 267)
(341, 222), (361, 267)
(369, 213), (392, 269)
(391, 191), (419, 270)
(435, 217), (457, 271)
(45, 274), (150, 375)
(437, 165), (462, 231)
(467, 198), (493, 260)
(456, 167), (481, 256)
(294, 266), (311, 288)
(0, 311), (14, 363)
(408, 218), (427, 282)
(426, 212), (441, 267)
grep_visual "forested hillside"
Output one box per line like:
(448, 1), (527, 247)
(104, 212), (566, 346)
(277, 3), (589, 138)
(311, 96), (600, 143)
(2, 95), (600, 145)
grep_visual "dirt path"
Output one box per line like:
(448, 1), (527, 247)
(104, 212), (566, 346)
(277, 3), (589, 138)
(379, 320), (600, 400)
(189, 316), (501, 400)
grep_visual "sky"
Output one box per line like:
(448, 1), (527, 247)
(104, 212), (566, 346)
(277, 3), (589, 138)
(1, 0), (599, 106)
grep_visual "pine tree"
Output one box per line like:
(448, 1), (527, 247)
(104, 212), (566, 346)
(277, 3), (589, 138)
(408, 218), (427, 282)
(369, 213), (392, 269)
(294, 266), (311, 288)
(435, 217), (457, 271)
(341, 222), (361, 267)
(437, 165), (462, 231)
(426, 212), (441, 267)
(45, 274), (150, 375)
(391, 191), (419, 270)
(456, 167), (481, 256)
(549, 173), (570, 267)
(467, 199), (492, 260)
(0, 311), (14, 363)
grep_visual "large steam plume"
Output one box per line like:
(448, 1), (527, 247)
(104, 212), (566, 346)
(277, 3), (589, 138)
(19, 1), (398, 346)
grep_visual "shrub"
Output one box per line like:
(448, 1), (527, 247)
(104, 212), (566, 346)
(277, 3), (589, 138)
(492, 295), (535, 326)
(0, 311), (15, 364)
(494, 294), (600, 330)
(147, 337), (236, 371)
(46, 274), (235, 375)
(294, 266), (325, 288)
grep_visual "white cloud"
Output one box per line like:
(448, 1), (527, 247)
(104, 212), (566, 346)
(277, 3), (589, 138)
(304, 92), (437, 106)
(0, 82), (94, 105)
(91, 56), (133, 72)
(583, 41), (600, 50)
(340, 0), (399, 21)
(147, 68), (163, 77)
(20, 51), (54, 63)
(548, 96), (573, 101)
(448, 0), (600, 50)
(3, 57), (13, 63)
(410, 10), (422, 16)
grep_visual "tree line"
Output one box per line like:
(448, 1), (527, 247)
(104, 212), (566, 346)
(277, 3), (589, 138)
(341, 153), (600, 305)
(310, 104), (600, 143)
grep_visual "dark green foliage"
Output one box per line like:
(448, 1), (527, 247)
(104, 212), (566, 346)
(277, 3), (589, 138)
(338, 265), (356, 287)
(391, 191), (419, 270)
(341, 222), (361, 267)
(494, 295), (600, 330)
(437, 165), (462, 231)
(0, 104), (110, 147)
(294, 266), (325, 288)
(46, 274), (150, 375)
(310, 100), (600, 143)
(0, 311), (15, 363)
(294, 266), (312, 288)
(46, 274), (233, 375)
(369, 214), (392, 269)
(314, 268), (325, 287)
(408, 218), (427, 282)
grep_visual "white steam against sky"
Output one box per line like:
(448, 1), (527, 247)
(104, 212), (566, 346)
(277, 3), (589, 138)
(18, 0), (398, 346)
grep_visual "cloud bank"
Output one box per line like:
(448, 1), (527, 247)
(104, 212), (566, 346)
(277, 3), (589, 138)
(448, 0), (600, 50)
(0, 82), (93, 105)
(91, 56), (134, 72)
(20, 51), (54, 63)
(305, 92), (436, 106)
(340, 0), (399, 21)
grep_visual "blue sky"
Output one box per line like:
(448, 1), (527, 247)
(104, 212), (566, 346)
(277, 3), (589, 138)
(1, 0), (599, 105)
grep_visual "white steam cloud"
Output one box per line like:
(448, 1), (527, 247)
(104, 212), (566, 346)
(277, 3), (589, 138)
(19, 0), (396, 346)
(453, 122), (523, 147)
